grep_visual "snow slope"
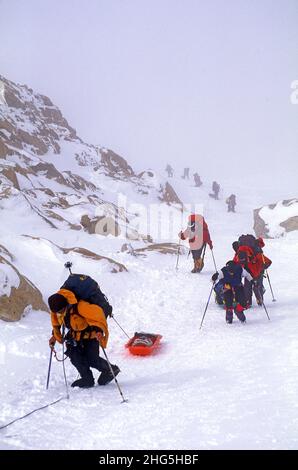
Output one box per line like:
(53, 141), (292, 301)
(0, 174), (298, 450)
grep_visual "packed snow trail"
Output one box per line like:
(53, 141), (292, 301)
(0, 177), (298, 450)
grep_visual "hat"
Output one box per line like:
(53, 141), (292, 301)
(48, 293), (68, 313)
(238, 251), (247, 262)
(226, 260), (237, 274)
(232, 241), (239, 252)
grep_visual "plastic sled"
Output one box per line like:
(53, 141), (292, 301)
(125, 332), (163, 356)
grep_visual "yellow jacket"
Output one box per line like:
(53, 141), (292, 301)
(50, 289), (109, 348)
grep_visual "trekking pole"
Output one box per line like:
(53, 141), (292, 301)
(111, 315), (130, 339)
(101, 347), (128, 403)
(260, 297), (270, 321)
(265, 270), (276, 302)
(200, 282), (215, 329)
(210, 249), (218, 272)
(201, 244), (207, 263)
(61, 325), (70, 399)
(261, 254), (276, 302)
(175, 237), (181, 271)
(46, 347), (53, 390)
(254, 284), (270, 321)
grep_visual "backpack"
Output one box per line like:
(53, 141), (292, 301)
(61, 274), (112, 318)
(238, 234), (262, 255)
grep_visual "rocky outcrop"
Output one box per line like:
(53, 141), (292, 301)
(254, 199), (298, 238)
(132, 242), (187, 255)
(159, 182), (183, 207)
(0, 253), (47, 322)
(98, 148), (135, 179)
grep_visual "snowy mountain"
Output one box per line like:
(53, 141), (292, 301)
(0, 76), (298, 451)
(0, 75), (183, 320)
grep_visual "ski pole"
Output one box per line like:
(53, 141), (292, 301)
(46, 348), (53, 390)
(201, 243), (207, 263)
(175, 237), (181, 270)
(254, 284), (270, 321)
(61, 325), (70, 399)
(261, 255), (276, 302)
(111, 315), (130, 339)
(210, 248), (218, 272)
(101, 347), (128, 403)
(265, 270), (276, 302)
(260, 297), (270, 321)
(200, 282), (215, 329)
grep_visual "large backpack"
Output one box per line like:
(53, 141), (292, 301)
(61, 274), (112, 318)
(238, 234), (262, 255)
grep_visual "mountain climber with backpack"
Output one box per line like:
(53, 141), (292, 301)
(193, 173), (202, 187)
(233, 235), (272, 307)
(165, 164), (174, 178)
(209, 181), (220, 199)
(48, 274), (120, 388)
(212, 260), (253, 324)
(178, 214), (213, 273)
(226, 194), (236, 212)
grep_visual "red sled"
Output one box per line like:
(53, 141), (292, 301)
(125, 332), (163, 356)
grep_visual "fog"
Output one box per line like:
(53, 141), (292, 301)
(0, 0), (297, 196)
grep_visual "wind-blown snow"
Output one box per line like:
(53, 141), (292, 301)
(0, 174), (298, 450)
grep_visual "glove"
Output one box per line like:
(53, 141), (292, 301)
(212, 272), (219, 282)
(52, 326), (63, 344)
(49, 335), (56, 348)
(105, 304), (113, 318)
(209, 241), (213, 250)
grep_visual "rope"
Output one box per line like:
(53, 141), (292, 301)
(52, 347), (67, 362)
(0, 396), (66, 431)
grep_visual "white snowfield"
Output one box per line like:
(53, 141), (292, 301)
(0, 175), (298, 450)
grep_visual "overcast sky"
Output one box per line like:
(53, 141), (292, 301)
(0, 0), (297, 192)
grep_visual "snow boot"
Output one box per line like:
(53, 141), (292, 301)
(191, 258), (203, 273)
(71, 375), (95, 388)
(97, 364), (120, 386)
(226, 308), (233, 324)
(234, 304), (246, 323)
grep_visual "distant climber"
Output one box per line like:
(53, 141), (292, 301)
(193, 173), (202, 187)
(226, 194), (236, 212)
(209, 181), (220, 199)
(165, 164), (174, 178)
(181, 168), (190, 180)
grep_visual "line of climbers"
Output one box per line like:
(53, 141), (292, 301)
(165, 164), (236, 212)
(47, 226), (272, 388)
(212, 234), (272, 324)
